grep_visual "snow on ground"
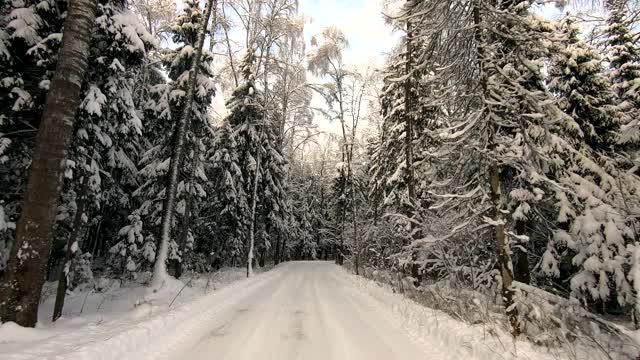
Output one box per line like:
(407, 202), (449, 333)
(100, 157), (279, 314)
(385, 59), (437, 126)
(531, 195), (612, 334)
(0, 262), (616, 360)
(349, 272), (560, 360)
(0, 267), (257, 358)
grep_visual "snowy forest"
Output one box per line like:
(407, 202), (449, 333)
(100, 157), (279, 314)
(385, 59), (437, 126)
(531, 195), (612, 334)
(1, 0), (640, 358)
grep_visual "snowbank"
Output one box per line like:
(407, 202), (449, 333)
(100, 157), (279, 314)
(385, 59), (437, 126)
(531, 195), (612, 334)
(0, 267), (272, 360)
(346, 267), (638, 360)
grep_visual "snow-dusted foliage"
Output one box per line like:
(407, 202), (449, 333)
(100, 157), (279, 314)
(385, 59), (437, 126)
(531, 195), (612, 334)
(57, 1), (155, 281)
(0, 203), (15, 272)
(361, 0), (640, 342)
(0, 0), (155, 279)
(1, 0), (640, 355)
(603, 1), (640, 150)
(543, 14), (639, 308)
(111, 0), (215, 276)
(369, 0), (440, 251)
(205, 123), (250, 265)
(548, 17), (621, 152)
(207, 50), (288, 268)
(0, 0), (66, 277)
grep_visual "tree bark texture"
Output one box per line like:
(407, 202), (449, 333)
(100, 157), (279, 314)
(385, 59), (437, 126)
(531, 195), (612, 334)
(489, 161), (520, 336)
(0, 0), (97, 327)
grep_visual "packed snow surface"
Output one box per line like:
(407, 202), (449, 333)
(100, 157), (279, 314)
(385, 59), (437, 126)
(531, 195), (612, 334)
(177, 262), (429, 360)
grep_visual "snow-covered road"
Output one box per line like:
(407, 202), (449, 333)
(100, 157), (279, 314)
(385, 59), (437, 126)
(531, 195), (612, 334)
(171, 261), (426, 360)
(2, 261), (566, 360)
(5, 262), (490, 360)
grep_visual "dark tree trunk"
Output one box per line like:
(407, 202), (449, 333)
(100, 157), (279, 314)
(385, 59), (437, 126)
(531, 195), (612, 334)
(274, 233), (281, 265)
(281, 237), (287, 263)
(490, 162), (520, 336)
(52, 173), (90, 321)
(247, 137), (261, 277)
(0, 0), (97, 327)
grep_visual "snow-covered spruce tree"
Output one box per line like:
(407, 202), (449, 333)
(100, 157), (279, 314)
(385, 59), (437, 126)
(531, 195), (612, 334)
(542, 150), (640, 311)
(369, 7), (441, 271)
(364, 138), (405, 270)
(548, 17), (621, 153)
(111, 0), (215, 280)
(289, 176), (316, 260)
(0, 0), (66, 277)
(0, 0), (97, 327)
(256, 116), (289, 268)
(541, 14), (640, 314)
(371, 1), (438, 238)
(206, 123), (250, 266)
(604, 0), (640, 151)
(472, 1), (639, 324)
(206, 52), (260, 271)
(0, 0), (153, 318)
(51, 0), (155, 320)
(150, 0), (216, 286)
(417, 0), (595, 335)
(211, 50), (287, 275)
(478, 2), (596, 332)
(108, 59), (176, 276)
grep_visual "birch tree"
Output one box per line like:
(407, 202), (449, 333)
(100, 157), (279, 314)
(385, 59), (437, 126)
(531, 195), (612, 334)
(307, 27), (350, 265)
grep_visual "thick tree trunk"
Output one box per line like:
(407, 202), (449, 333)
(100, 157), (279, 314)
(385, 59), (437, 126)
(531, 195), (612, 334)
(0, 0), (97, 327)
(152, 0), (216, 288)
(52, 173), (90, 321)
